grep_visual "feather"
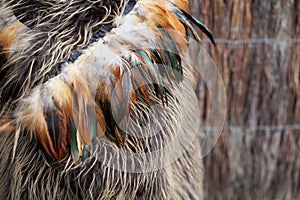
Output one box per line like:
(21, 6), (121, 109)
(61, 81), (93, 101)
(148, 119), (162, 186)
(160, 29), (183, 81)
(0, 0), (211, 198)
(178, 8), (216, 45)
(171, 7), (216, 45)
(0, 21), (22, 60)
(111, 66), (132, 123)
(123, 0), (138, 15)
(130, 66), (151, 102)
(69, 118), (80, 161)
(70, 81), (101, 161)
(87, 104), (97, 141)
(45, 111), (60, 153)
(0, 0), (214, 165)
(135, 49), (166, 103)
(77, 88), (92, 146)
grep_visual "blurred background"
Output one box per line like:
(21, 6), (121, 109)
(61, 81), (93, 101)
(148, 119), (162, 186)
(189, 0), (300, 199)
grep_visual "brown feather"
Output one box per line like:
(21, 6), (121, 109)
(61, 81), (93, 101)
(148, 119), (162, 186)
(0, 21), (22, 63)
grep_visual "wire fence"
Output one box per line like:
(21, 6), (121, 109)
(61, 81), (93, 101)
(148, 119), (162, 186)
(202, 38), (300, 45)
(199, 38), (300, 133)
(201, 124), (300, 132)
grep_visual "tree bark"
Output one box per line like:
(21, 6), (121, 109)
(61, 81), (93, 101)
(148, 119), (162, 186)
(189, 0), (300, 199)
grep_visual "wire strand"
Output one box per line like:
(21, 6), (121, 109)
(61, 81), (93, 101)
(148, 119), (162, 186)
(202, 38), (300, 45)
(200, 125), (300, 132)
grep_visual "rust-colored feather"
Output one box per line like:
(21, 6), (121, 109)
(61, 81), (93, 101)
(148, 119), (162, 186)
(0, 21), (22, 64)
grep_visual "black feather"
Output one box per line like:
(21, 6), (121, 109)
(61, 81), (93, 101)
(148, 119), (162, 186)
(178, 8), (215, 45)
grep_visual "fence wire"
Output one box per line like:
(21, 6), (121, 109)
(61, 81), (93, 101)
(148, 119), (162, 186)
(202, 38), (300, 45)
(196, 38), (300, 132)
(200, 125), (300, 132)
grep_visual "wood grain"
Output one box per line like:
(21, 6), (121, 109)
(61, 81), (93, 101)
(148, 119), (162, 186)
(189, 0), (300, 199)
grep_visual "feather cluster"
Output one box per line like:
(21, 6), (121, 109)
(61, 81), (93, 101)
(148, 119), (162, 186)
(0, 0), (214, 163)
(0, 0), (214, 199)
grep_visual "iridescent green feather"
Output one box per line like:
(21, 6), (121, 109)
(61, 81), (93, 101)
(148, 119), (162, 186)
(160, 29), (183, 81)
(135, 49), (166, 100)
(87, 105), (97, 140)
(69, 118), (79, 161)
